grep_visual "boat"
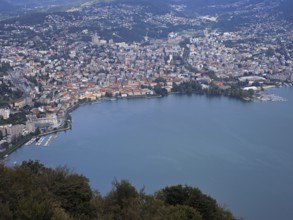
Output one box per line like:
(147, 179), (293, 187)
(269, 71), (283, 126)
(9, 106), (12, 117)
(92, 101), (101, 104)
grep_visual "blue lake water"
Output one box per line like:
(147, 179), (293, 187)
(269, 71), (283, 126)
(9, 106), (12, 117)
(6, 87), (293, 220)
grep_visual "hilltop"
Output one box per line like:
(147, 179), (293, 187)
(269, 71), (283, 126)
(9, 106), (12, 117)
(0, 161), (237, 220)
(1, 0), (293, 22)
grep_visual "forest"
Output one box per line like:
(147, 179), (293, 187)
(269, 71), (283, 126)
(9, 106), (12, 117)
(0, 160), (238, 220)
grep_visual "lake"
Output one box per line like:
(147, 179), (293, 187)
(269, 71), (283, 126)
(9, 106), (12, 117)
(6, 87), (293, 220)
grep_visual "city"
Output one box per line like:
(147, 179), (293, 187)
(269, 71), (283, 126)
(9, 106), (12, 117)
(0, 0), (292, 156)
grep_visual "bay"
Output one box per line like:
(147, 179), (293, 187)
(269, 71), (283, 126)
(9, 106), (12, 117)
(6, 87), (293, 220)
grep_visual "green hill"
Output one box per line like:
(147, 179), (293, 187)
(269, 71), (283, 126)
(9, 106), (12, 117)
(0, 161), (238, 220)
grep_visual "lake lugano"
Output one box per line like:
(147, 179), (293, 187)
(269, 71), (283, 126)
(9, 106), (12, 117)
(6, 87), (293, 220)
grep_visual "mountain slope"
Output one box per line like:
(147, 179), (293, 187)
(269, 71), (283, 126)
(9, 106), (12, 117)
(0, 161), (237, 220)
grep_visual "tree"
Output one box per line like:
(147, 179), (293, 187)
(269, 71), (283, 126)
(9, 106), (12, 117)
(163, 205), (202, 220)
(35, 128), (41, 135)
(156, 185), (236, 220)
(103, 179), (140, 219)
(171, 81), (203, 95)
(105, 91), (113, 98)
(0, 163), (237, 220)
(155, 77), (167, 85)
(21, 160), (45, 175)
(0, 201), (13, 220)
(16, 190), (54, 220)
(154, 84), (168, 96)
(49, 169), (96, 218)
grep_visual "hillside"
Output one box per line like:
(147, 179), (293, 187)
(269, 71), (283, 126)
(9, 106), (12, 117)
(2, 0), (292, 21)
(0, 161), (238, 220)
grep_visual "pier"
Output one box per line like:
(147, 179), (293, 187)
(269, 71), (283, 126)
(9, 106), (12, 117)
(36, 137), (45, 146)
(24, 137), (36, 146)
(44, 135), (56, 147)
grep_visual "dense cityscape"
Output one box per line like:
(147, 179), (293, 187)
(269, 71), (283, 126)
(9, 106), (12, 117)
(0, 0), (293, 157)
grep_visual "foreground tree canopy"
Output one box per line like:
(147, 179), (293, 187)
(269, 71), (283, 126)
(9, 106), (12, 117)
(0, 161), (238, 220)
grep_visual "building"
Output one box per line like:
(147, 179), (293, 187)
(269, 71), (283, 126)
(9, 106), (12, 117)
(0, 108), (10, 120)
(14, 98), (26, 109)
(0, 125), (8, 137)
(25, 121), (36, 133)
(32, 115), (59, 128)
(6, 124), (26, 139)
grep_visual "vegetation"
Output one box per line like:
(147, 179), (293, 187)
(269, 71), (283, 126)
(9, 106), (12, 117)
(172, 80), (254, 100)
(172, 81), (203, 95)
(0, 161), (238, 220)
(0, 111), (27, 125)
(0, 77), (23, 108)
(0, 62), (12, 74)
(154, 77), (167, 84)
(154, 84), (168, 96)
(0, 63), (23, 107)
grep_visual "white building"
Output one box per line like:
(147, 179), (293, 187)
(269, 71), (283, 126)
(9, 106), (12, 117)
(6, 124), (26, 139)
(32, 115), (58, 128)
(0, 108), (10, 120)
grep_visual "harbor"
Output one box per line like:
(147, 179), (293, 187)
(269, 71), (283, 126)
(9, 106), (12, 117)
(5, 87), (293, 220)
(36, 137), (45, 146)
(24, 135), (57, 147)
(24, 137), (36, 146)
(44, 135), (57, 147)
(256, 93), (287, 102)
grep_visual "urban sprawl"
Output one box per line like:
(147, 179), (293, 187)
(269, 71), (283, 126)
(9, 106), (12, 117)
(1, 1), (293, 156)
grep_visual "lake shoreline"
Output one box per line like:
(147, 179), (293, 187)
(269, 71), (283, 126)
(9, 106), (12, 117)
(4, 87), (293, 220)
(1, 85), (291, 160)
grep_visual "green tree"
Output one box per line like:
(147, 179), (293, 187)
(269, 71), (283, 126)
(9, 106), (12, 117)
(50, 170), (96, 218)
(35, 128), (41, 135)
(105, 91), (113, 98)
(103, 179), (140, 219)
(156, 185), (236, 220)
(0, 163), (237, 220)
(155, 77), (167, 85)
(163, 205), (202, 220)
(21, 160), (45, 175)
(154, 84), (168, 96)
(0, 201), (13, 220)
(16, 190), (54, 220)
